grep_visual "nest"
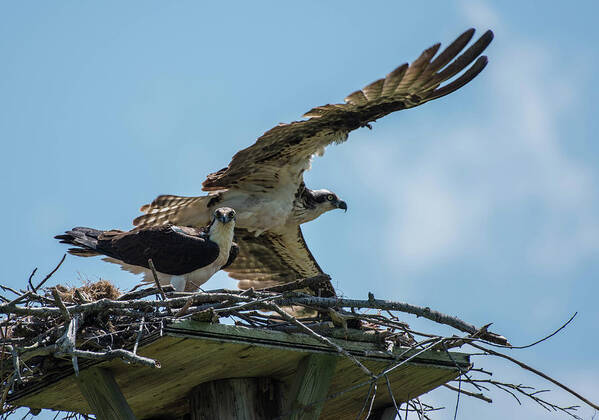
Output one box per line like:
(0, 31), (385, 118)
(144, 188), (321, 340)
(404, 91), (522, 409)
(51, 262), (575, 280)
(0, 259), (594, 419)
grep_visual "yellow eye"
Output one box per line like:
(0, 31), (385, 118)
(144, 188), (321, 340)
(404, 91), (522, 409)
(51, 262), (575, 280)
(327, 194), (334, 201)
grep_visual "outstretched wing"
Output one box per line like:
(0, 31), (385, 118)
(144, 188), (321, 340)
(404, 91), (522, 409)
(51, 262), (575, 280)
(203, 29), (493, 191)
(226, 227), (335, 297)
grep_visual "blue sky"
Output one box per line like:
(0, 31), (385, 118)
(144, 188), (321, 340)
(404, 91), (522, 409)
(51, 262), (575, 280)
(1, 2), (598, 419)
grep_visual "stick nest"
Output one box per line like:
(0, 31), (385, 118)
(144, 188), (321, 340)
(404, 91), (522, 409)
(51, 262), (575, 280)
(0, 261), (593, 420)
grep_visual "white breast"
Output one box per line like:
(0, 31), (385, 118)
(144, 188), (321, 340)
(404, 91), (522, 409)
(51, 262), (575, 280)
(173, 220), (235, 292)
(221, 169), (301, 235)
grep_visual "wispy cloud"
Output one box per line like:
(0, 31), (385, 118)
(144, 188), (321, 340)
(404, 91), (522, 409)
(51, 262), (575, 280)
(349, 3), (599, 274)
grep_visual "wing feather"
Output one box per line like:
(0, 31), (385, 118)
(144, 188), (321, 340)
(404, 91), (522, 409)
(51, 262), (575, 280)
(109, 226), (220, 275)
(202, 29), (493, 191)
(226, 227), (335, 297)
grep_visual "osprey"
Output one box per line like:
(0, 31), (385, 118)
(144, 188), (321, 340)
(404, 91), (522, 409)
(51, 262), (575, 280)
(133, 29), (494, 296)
(56, 208), (238, 292)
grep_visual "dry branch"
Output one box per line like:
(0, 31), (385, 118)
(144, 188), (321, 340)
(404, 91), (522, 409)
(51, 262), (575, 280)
(0, 259), (594, 420)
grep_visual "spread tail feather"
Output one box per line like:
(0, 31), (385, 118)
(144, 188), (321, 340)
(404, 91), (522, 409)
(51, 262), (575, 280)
(55, 227), (104, 257)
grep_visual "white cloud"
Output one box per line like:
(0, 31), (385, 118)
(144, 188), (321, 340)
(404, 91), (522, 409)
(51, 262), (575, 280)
(349, 4), (599, 273)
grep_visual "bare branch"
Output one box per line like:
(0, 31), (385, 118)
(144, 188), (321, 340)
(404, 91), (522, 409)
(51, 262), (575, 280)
(257, 274), (332, 293)
(51, 288), (71, 322)
(33, 254), (66, 293)
(469, 342), (598, 411)
(277, 295), (509, 345)
(443, 383), (492, 403)
(263, 303), (374, 379)
(148, 258), (172, 316)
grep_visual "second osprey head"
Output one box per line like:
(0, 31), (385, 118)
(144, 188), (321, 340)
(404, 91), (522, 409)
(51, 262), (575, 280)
(212, 207), (237, 224)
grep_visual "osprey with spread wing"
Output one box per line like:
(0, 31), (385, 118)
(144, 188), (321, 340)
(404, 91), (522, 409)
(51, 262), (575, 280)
(133, 28), (494, 296)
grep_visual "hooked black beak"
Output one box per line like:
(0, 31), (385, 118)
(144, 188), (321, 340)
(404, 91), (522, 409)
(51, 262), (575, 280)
(337, 200), (347, 212)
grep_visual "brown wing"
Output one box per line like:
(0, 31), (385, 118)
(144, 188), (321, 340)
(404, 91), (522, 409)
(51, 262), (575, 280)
(133, 194), (215, 229)
(203, 29), (493, 191)
(57, 225), (220, 275)
(226, 227), (335, 297)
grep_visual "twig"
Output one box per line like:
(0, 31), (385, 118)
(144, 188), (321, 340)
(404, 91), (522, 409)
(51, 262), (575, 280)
(470, 379), (581, 419)
(74, 290), (91, 304)
(118, 284), (175, 301)
(33, 254), (66, 293)
(133, 317), (144, 355)
(5, 293), (31, 307)
(384, 374), (401, 416)
(469, 342), (599, 411)
(27, 268), (38, 293)
(58, 348), (160, 369)
(355, 382), (375, 420)
(57, 315), (81, 376)
(509, 312), (577, 350)
(51, 288), (71, 322)
(443, 384), (492, 403)
(257, 274), (332, 293)
(264, 303), (374, 379)
(0, 292), (252, 316)
(442, 341), (483, 392)
(453, 376), (461, 420)
(0, 372), (15, 411)
(0, 286), (20, 297)
(365, 382), (377, 419)
(8, 347), (21, 384)
(148, 259), (172, 315)
(277, 295), (509, 345)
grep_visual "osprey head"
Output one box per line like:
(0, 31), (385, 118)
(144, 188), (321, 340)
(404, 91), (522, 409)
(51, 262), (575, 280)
(310, 189), (347, 212)
(212, 207), (236, 224)
(294, 188), (347, 224)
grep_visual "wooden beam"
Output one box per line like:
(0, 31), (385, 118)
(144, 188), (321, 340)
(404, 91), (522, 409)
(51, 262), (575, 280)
(189, 377), (282, 419)
(76, 367), (136, 420)
(285, 353), (338, 420)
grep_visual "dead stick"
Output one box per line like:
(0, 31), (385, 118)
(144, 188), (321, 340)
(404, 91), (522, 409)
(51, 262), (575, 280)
(258, 274), (332, 293)
(469, 342), (599, 411)
(51, 288), (71, 321)
(133, 317), (144, 355)
(264, 303), (374, 379)
(148, 259), (172, 315)
(118, 284), (175, 301)
(443, 384), (492, 403)
(175, 298), (194, 318)
(54, 348), (160, 368)
(0, 292), (252, 316)
(27, 268), (38, 292)
(33, 254), (66, 292)
(278, 295), (508, 346)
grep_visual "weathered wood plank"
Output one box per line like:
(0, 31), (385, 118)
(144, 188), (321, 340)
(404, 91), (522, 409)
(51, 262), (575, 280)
(165, 320), (470, 367)
(189, 378), (282, 420)
(76, 367), (136, 420)
(285, 353), (338, 420)
(11, 322), (470, 418)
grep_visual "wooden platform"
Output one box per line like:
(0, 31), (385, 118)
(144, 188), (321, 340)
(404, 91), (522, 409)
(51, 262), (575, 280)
(10, 320), (470, 419)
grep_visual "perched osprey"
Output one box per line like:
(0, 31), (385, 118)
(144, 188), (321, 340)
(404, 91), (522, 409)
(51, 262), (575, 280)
(133, 29), (494, 296)
(56, 208), (238, 292)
